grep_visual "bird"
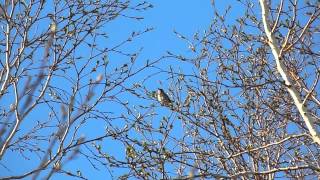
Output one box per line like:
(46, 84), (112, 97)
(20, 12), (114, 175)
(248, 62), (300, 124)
(156, 88), (172, 107)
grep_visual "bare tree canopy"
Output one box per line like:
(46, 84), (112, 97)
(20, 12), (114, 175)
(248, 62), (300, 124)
(1, 0), (320, 179)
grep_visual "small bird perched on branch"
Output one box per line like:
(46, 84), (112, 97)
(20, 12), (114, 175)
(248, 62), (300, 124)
(156, 88), (172, 107)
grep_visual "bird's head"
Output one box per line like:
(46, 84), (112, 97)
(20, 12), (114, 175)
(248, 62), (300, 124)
(157, 88), (164, 94)
(156, 89), (163, 99)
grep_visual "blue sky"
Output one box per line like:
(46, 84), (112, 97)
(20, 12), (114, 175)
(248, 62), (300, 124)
(3, 0), (318, 179)
(110, 0), (213, 54)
